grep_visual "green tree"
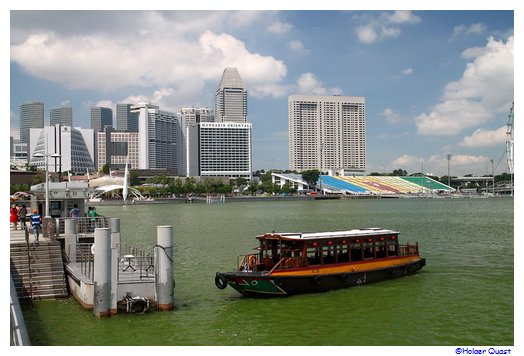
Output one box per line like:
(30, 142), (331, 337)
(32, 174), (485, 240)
(100, 164), (110, 175)
(391, 169), (408, 176)
(301, 169), (320, 190)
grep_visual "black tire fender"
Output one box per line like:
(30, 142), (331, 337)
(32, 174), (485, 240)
(215, 273), (228, 290)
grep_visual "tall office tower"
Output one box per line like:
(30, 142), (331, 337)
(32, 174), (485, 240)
(50, 106), (73, 126)
(131, 103), (182, 172)
(19, 101), (44, 145)
(215, 67), (248, 123)
(288, 95), (366, 174)
(116, 103), (139, 132)
(90, 106), (113, 131)
(196, 122), (252, 179)
(178, 107), (214, 176)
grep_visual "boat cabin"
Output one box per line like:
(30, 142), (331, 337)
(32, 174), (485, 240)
(238, 228), (419, 272)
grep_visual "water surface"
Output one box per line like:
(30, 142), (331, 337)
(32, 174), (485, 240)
(22, 197), (514, 346)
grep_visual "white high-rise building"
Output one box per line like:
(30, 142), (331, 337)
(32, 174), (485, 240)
(178, 107), (214, 176)
(215, 67), (247, 123)
(197, 122), (252, 179)
(29, 125), (95, 174)
(131, 103), (182, 172)
(289, 95), (366, 174)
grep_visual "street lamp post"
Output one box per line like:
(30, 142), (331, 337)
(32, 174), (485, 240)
(446, 154), (452, 187)
(33, 150), (61, 218)
(490, 159), (495, 195)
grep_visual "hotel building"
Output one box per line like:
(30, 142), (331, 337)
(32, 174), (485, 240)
(288, 95), (366, 175)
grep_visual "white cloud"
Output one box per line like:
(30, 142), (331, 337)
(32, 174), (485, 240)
(296, 73), (342, 96)
(356, 11), (420, 44)
(458, 126), (507, 148)
(452, 23), (486, 38)
(389, 152), (492, 176)
(381, 108), (404, 125)
(10, 27), (288, 107)
(287, 40), (309, 54)
(392, 154), (420, 168)
(267, 21), (292, 34)
(386, 11), (422, 25)
(415, 36), (513, 136)
(356, 25), (378, 44)
(402, 68), (413, 75)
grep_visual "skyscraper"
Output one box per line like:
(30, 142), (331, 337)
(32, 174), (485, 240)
(288, 95), (366, 174)
(50, 106), (73, 126)
(19, 101), (44, 145)
(131, 103), (182, 172)
(116, 103), (139, 132)
(90, 106), (113, 131)
(215, 67), (247, 123)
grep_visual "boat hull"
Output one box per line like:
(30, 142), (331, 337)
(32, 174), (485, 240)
(216, 258), (426, 297)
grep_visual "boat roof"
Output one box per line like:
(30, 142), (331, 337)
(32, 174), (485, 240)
(257, 228), (399, 241)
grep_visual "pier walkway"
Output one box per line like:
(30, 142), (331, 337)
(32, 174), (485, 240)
(9, 228), (68, 300)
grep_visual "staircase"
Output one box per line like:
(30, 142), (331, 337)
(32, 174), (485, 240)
(10, 239), (68, 300)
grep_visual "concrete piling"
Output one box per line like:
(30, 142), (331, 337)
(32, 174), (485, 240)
(155, 225), (174, 311)
(110, 218), (121, 315)
(64, 218), (78, 262)
(93, 228), (112, 318)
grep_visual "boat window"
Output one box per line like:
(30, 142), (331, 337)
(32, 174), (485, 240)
(375, 240), (387, 258)
(337, 243), (350, 262)
(322, 245), (336, 264)
(349, 242), (363, 261)
(306, 246), (321, 265)
(387, 240), (398, 256)
(362, 242), (374, 259)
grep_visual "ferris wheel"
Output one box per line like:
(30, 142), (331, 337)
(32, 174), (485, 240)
(506, 102), (514, 174)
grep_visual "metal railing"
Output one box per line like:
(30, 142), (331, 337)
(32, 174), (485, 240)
(67, 242), (155, 282)
(399, 243), (419, 256)
(50, 217), (112, 238)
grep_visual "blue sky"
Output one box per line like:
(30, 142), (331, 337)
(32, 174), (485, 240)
(8, 7), (515, 177)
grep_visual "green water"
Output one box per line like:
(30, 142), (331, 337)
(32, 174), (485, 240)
(21, 197), (514, 346)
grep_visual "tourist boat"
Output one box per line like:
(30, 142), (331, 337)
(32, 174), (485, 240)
(215, 228), (426, 297)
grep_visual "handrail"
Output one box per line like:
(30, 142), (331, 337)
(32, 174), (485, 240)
(267, 257), (287, 274)
(10, 275), (30, 346)
(24, 228), (33, 299)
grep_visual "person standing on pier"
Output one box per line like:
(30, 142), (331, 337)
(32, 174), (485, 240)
(69, 204), (80, 218)
(10, 205), (19, 230)
(30, 209), (42, 243)
(87, 206), (100, 229)
(18, 204), (28, 230)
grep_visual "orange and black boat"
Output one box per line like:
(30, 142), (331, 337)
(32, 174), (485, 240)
(215, 228), (426, 297)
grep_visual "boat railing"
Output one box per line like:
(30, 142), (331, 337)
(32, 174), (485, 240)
(399, 243), (419, 256)
(237, 253), (258, 272)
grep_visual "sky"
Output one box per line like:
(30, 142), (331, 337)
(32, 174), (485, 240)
(7, 4), (516, 177)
